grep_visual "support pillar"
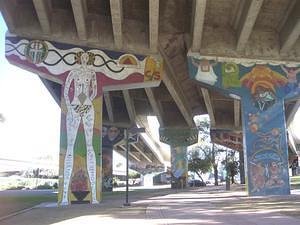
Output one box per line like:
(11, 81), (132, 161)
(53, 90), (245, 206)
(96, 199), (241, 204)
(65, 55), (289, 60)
(159, 127), (198, 189)
(188, 54), (300, 196)
(102, 126), (124, 192)
(5, 35), (163, 205)
(170, 146), (188, 188)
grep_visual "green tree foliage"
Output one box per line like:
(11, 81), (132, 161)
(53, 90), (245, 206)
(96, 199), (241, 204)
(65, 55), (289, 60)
(188, 147), (212, 182)
(222, 151), (239, 184)
(189, 115), (223, 185)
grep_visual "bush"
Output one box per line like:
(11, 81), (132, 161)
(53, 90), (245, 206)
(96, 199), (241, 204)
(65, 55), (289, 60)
(52, 182), (58, 189)
(36, 183), (52, 189)
(6, 186), (25, 190)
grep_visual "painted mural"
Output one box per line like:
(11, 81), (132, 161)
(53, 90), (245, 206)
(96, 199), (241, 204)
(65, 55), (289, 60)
(102, 126), (124, 192)
(171, 146), (188, 188)
(188, 54), (300, 196)
(5, 35), (163, 205)
(159, 128), (198, 188)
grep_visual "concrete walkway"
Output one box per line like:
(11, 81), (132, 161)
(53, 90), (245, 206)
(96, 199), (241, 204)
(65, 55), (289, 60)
(1, 186), (300, 225)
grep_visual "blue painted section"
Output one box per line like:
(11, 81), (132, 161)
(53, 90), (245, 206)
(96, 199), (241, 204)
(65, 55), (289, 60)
(187, 56), (300, 195)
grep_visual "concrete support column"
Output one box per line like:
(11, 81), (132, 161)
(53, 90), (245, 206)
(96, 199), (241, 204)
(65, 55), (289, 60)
(102, 126), (124, 192)
(188, 54), (300, 196)
(171, 146), (188, 188)
(159, 127), (198, 189)
(242, 98), (290, 195)
(5, 35), (163, 205)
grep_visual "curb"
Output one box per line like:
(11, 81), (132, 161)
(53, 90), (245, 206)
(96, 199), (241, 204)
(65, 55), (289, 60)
(0, 205), (37, 222)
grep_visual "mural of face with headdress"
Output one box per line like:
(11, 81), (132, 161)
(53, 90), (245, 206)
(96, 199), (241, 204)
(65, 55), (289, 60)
(240, 65), (288, 111)
(107, 126), (120, 142)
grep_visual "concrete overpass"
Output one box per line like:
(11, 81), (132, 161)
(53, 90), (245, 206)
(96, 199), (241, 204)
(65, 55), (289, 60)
(1, 0), (300, 204)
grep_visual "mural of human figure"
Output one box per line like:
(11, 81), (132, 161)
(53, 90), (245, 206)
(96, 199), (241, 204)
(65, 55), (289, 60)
(5, 35), (163, 204)
(62, 52), (98, 205)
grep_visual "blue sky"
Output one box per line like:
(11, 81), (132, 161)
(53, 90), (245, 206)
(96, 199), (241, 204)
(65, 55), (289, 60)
(0, 14), (61, 163)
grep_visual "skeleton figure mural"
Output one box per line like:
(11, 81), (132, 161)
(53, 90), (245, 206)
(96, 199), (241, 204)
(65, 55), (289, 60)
(62, 52), (98, 205)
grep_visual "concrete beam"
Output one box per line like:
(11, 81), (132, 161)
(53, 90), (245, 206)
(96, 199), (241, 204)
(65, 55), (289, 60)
(131, 143), (153, 163)
(234, 99), (240, 128)
(119, 145), (141, 162)
(145, 88), (164, 126)
(71, 0), (88, 40)
(0, 0), (16, 32)
(159, 46), (194, 127)
(103, 92), (114, 122)
(122, 90), (136, 123)
(231, 0), (246, 30)
(287, 99), (300, 128)
(191, 0), (207, 52)
(149, 0), (159, 52)
(33, 0), (52, 34)
(279, 0), (300, 53)
(198, 87), (216, 127)
(236, 0), (264, 51)
(110, 0), (123, 49)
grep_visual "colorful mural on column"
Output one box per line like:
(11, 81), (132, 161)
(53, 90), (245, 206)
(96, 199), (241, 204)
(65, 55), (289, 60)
(159, 128), (198, 188)
(171, 146), (188, 188)
(5, 35), (163, 205)
(102, 125), (124, 192)
(188, 54), (300, 196)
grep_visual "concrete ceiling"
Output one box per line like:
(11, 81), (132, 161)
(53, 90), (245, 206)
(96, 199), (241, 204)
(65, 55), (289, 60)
(1, 0), (300, 162)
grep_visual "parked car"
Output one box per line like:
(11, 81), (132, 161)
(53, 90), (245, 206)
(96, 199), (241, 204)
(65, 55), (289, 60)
(188, 179), (206, 187)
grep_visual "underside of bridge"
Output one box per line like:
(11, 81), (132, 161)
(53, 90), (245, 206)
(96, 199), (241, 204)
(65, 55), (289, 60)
(1, 0), (300, 204)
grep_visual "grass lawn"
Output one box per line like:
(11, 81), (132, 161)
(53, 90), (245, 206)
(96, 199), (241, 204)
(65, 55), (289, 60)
(0, 194), (57, 218)
(290, 175), (300, 190)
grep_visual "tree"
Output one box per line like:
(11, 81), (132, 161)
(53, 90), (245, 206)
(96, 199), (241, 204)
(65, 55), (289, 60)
(222, 151), (239, 184)
(193, 115), (222, 186)
(188, 146), (212, 182)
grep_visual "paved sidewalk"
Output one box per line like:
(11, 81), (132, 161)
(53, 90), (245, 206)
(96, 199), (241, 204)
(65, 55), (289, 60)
(1, 186), (300, 225)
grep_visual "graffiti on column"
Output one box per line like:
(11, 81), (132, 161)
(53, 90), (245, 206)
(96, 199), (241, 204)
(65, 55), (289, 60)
(188, 54), (300, 195)
(102, 126), (124, 192)
(5, 35), (163, 204)
(250, 128), (285, 193)
(171, 146), (188, 179)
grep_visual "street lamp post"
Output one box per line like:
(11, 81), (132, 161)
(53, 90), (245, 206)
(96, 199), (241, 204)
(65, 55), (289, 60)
(124, 128), (130, 206)
(123, 126), (145, 207)
(225, 149), (230, 191)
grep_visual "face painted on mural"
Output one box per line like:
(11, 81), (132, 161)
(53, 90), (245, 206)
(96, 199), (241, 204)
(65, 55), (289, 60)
(107, 127), (120, 142)
(24, 40), (48, 64)
(240, 65), (288, 111)
(253, 86), (276, 111)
